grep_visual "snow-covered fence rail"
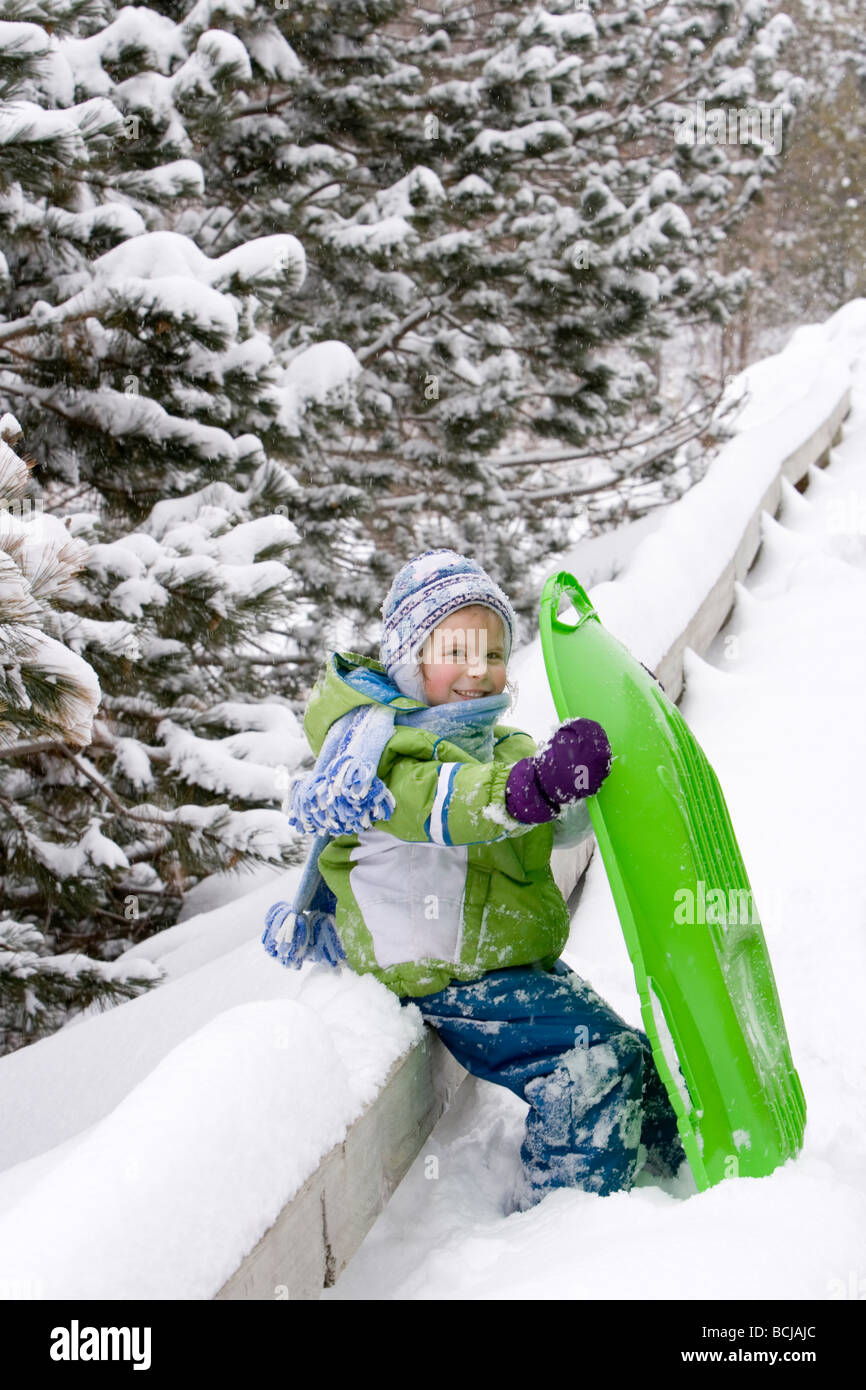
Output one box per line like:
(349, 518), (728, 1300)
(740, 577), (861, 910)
(216, 318), (854, 1301)
(584, 326), (854, 701)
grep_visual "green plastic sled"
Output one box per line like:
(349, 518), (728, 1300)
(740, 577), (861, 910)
(539, 571), (806, 1192)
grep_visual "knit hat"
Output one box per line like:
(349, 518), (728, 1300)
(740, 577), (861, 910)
(380, 549), (517, 702)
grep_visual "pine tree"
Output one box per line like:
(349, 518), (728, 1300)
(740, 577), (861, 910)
(0, 0), (346, 1040)
(143, 0), (806, 656)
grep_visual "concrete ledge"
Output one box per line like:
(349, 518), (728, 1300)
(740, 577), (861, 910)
(214, 1025), (468, 1300)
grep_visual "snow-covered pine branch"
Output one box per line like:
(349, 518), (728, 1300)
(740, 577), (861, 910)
(0, 915), (165, 1057)
(0, 417), (100, 749)
(0, 419), (158, 1055)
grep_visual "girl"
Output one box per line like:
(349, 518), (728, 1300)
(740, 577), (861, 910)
(263, 549), (686, 1211)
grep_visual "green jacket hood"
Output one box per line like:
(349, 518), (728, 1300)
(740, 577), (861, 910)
(304, 651), (424, 757)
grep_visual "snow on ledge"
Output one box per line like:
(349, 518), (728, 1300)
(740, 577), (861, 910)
(587, 305), (859, 665)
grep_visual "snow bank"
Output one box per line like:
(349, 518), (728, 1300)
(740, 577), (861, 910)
(0, 1001), (354, 1299)
(0, 868), (422, 1298)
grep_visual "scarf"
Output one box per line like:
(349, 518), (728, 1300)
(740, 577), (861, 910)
(261, 664), (510, 969)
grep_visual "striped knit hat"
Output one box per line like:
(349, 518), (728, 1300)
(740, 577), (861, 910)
(380, 549), (517, 702)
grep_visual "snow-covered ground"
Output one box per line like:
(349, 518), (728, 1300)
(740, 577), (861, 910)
(1, 306), (865, 1300)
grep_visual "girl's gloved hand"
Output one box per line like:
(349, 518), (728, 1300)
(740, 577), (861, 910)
(505, 718), (612, 824)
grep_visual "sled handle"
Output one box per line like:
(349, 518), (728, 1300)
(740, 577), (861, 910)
(542, 570), (600, 633)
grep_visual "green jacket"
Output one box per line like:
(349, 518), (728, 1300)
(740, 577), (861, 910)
(308, 652), (593, 999)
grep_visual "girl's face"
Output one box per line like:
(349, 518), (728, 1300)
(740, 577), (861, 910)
(419, 605), (507, 705)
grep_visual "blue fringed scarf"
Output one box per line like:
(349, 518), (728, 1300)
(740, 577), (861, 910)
(262, 664), (510, 969)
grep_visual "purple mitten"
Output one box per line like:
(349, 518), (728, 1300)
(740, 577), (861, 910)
(535, 718), (612, 802)
(505, 718), (613, 824)
(504, 756), (558, 823)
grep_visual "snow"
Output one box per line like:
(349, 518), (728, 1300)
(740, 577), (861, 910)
(156, 710), (307, 801)
(325, 214), (415, 253)
(611, 204), (691, 263)
(647, 980), (693, 1116)
(278, 341), (362, 435)
(0, 996), (400, 1299)
(2, 304), (866, 1298)
(83, 494), (299, 624)
(30, 820), (130, 878)
(63, 8), (183, 77)
(211, 234), (305, 291)
(111, 736), (155, 789)
(22, 383), (251, 471)
(86, 228), (305, 308)
(0, 23), (49, 60)
(125, 159), (205, 201)
(452, 174), (495, 200)
(0, 97), (119, 149)
(581, 318), (852, 671)
(353, 166), (446, 223)
(145, 479), (285, 539)
(0, 900), (421, 1298)
(244, 23), (302, 81)
(710, 67), (758, 102)
(517, 9), (598, 45)
(468, 120), (571, 157)
(46, 201), (146, 245)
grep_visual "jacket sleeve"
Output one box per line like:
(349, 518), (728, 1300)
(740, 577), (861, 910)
(552, 797), (595, 848)
(374, 726), (537, 846)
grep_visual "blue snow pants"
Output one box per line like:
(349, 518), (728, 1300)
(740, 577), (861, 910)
(400, 959), (686, 1201)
